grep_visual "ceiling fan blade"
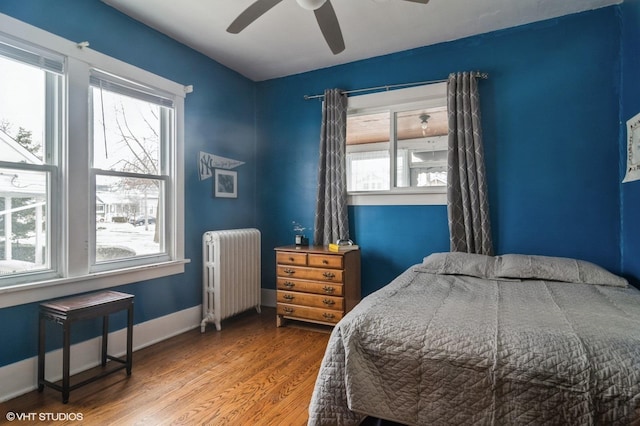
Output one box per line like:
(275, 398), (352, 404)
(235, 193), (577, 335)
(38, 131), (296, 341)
(401, 0), (429, 3)
(314, 0), (345, 55)
(227, 0), (284, 34)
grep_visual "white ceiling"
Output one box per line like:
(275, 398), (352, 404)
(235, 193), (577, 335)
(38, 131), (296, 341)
(102, 0), (621, 82)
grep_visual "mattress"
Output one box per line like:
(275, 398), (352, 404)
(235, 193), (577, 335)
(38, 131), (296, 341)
(308, 253), (640, 425)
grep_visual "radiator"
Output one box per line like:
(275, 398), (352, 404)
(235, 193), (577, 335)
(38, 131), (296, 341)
(201, 228), (261, 332)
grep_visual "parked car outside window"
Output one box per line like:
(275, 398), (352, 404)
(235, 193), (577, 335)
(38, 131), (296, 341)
(130, 216), (156, 226)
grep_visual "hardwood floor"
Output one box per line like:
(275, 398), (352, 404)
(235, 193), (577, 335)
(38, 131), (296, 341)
(0, 307), (332, 425)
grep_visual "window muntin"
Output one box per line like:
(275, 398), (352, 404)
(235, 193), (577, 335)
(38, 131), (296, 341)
(0, 40), (62, 283)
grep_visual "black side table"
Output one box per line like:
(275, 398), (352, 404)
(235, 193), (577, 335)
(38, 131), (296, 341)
(38, 290), (134, 403)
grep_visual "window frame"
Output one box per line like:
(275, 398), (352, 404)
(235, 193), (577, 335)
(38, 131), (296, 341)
(346, 82), (448, 206)
(88, 70), (175, 271)
(0, 13), (188, 309)
(0, 161), (59, 282)
(0, 33), (64, 286)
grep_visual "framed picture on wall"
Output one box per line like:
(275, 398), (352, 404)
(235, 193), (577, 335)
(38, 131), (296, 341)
(624, 111), (640, 183)
(214, 169), (237, 198)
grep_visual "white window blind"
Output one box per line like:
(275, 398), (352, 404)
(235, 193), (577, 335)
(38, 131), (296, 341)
(90, 69), (174, 108)
(0, 34), (64, 74)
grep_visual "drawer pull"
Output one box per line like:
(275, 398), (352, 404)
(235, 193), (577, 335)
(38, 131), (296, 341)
(322, 299), (335, 306)
(322, 313), (335, 320)
(288, 257), (295, 262)
(283, 294), (295, 301)
(283, 268), (295, 275)
(322, 259), (329, 265)
(323, 286), (335, 294)
(284, 281), (295, 289)
(284, 307), (294, 314)
(323, 272), (335, 280)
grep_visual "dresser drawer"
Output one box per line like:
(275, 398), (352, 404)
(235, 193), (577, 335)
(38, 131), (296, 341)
(277, 265), (343, 282)
(308, 253), (343, 269)
(276, 251), (307, 266)
(277, 303), (344, 325)
(276, 278), (344, 296)
(277, 291), (344, 310)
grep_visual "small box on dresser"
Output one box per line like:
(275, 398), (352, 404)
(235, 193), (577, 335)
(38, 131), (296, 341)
(275, 245), (361, 327)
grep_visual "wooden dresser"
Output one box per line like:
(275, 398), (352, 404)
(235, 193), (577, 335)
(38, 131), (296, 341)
(275, 245), (360, 327)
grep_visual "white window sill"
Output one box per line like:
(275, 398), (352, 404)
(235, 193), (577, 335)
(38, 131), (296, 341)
(348, 191), (446, 206)
(0, 259), (190, 309)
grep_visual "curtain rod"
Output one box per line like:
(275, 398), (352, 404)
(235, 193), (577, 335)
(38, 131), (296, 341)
(303, 72), (488, 101)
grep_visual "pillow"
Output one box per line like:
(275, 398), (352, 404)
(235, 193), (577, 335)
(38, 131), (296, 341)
(494, 254), (628, 287)
(419, 252), (496, 279)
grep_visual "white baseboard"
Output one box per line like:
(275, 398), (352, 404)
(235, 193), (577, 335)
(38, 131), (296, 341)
(0, 305), (201, 403)
(1, 291), (278, 403)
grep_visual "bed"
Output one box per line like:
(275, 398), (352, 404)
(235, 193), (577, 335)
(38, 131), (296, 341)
(308, 252), (640, 425)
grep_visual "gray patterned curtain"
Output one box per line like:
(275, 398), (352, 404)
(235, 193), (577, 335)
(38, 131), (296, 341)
(314, 88), (349, 246)
(447, 72), (493, 255)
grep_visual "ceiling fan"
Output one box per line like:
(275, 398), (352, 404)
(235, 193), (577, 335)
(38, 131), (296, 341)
(227, 0), (430, 55)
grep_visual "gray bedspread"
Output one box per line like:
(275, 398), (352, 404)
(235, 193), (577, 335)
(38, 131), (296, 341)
(308, 263), (640, 425)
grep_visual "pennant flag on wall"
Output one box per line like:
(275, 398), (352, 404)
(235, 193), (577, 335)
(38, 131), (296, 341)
(199, 151), (245, 180)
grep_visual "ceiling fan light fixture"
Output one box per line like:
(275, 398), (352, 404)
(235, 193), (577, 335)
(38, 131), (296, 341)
(296, 0), (327, 11)
(420, 113), (430, 136)
(420, 113), (430, 129)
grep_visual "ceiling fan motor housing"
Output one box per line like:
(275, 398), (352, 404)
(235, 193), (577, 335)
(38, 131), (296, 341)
(296, 0), (327, 11)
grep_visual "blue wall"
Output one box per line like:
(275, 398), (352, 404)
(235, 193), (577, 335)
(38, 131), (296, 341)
(256, 7), (624, 296)
(0, 1), (635, 373)
(622, 0), (640, 286)
(0, 0), (257, 367)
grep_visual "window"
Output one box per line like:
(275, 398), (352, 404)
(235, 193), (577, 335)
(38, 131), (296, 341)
(0, 15), (187, 304)
(90, 71), (173, 268)
(346, 83), (448, 205)
(0, 36), (62, 282)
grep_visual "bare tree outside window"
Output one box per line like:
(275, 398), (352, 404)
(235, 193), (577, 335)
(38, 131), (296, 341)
(92, 85), (169, 262)
(0, 24), (183, 287)
(0, 55), (53, 277)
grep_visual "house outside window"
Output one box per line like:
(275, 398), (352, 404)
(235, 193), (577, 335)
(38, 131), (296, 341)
(90, 70), (173, 268)
(346, 82), (448, 206)
(0, 37), (62, 282)
(0, 15), (187, 305)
